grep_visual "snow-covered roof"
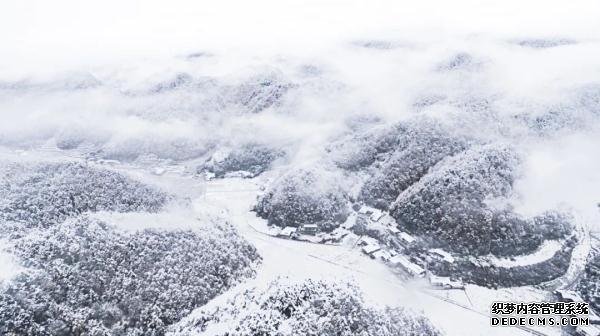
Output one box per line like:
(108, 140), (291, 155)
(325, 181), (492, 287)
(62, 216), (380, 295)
(428, 248), (455, 263)
(302, 224), (319, 229)
(399, 232), (416, 243)
(369, 209), (384, 222)
(361, 244), (381, 255)
(390, 255), (425, 276)
(429, 275), (464, 288)
(359, 236), (379, 246)
(388, 226), (400, 234)
(358, 205), (372, 214)
(372, 250), (392, 261)
(280, 227), (297, 236)
(268, 226), (282, 236)
(379, 214), (396, 226)
(429, 275), (450, 285)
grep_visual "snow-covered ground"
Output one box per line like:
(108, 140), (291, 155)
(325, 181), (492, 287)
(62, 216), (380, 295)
(0, 146), (591, 335)
(485, 240), (563, 268)
(178, 176), (553, 336)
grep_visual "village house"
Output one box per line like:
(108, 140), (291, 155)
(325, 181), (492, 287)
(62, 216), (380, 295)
(428, 248), (455, 264)
(361, 244), (381, 256)
(278, 226), (297, 238)
(398, 231), (417, 248)
(390, 255), (426, 277)
(300, 224), (319, 235)
(428, 275), (464, 289)
(372, 249), (392, 262)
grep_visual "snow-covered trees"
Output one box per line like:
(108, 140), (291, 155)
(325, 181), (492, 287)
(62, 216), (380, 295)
(0, 217), (260, 336)
(201, 144), (285, 178)
(357, 122), (469, 209)
(389, 144), (539, 256)
(0, 160), (261, 335)
(0, 162), (169, 229)
(327, 124), (402, 171)
(254, 166), (349, 228)
(577, 255), (600, 314)
(170, 277), (440, 336)
(229, 70), (295, 114)
(327, 120), (469, 209)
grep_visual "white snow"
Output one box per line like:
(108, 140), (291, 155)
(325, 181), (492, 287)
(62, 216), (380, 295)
(178, 176), (541, 336)
(484, 239), (563, 268)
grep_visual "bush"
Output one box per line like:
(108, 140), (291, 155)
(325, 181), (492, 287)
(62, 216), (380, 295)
(170, 277), (441, 336)
(0, 217), (260, 336)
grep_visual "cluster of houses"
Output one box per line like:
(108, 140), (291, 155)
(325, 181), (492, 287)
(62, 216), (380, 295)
(270, 203), (465, 290)
(355, 204), (464, 289)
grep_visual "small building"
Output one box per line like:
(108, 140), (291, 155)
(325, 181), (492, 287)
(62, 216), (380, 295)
(369, 209), (384, 222)
(300, 224), (319, 235)
(379, 214), (396, 226)
(358, 236), (379, 247)
(398, 231), (417, 247)
(372, 250), (392, 262)
(279, 226), (297, 238)
(361, 244), (381, 256)
(428, 275), (464, 289)
(267, 226), (282, 236)
(390, 255), (426, 277)
(358, 205), (373, 215)
(388, 226), (400, 234)
(341, 214), (357, 229)
(428, 248), (455, 264)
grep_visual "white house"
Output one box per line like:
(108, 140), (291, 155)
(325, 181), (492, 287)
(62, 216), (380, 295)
(369, 209), (384, 222)
(361, 244), (381, 255)
(379, 214), (396, 226)
(358, 205), (373, 215)
(387, 226), (400, 234)
(398, 232), (416, 247)
(300, 224), (319, 235)
(358, 236), (379, 247)
(428, 248), (455, 264)
(372, 250), (392, 262)
(428, 275), (464, 289)
(279, 226), (297, 238)
(390, 255), (426, 277)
